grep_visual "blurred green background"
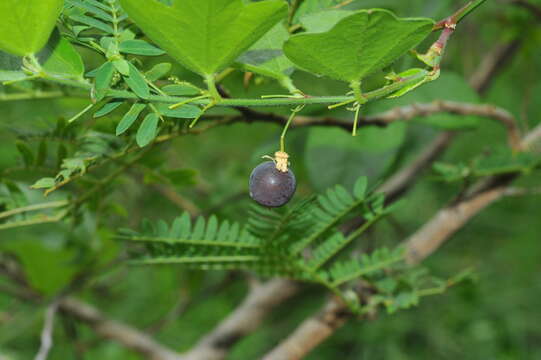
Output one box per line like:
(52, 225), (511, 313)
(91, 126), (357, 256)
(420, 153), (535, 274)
(1, 0), (540, 359)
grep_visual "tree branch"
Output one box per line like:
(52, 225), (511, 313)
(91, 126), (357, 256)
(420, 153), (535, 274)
(182, 279), (298, 360)
(58, 298), (183, 360)
(228, 100), (521, 150)
(34, 302), (60, 360)
(469, 40), (522, 94)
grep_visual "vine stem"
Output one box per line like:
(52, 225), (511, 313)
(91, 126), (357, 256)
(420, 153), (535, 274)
(30, 67), (427, 108)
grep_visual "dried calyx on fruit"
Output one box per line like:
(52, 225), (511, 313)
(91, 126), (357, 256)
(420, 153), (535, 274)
(249, 151), (296, 208)
(264, 151), (289, 172)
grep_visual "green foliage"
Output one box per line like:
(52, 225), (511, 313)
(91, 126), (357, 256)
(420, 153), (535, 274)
(119, 177), (440, 313)
(0, 29), (85, 81)
(283, 9), (434, 82)
(0, 0), (64, 56)
(136, 113), (160, 147)
(433, 146), (541, 182)
(119, 0), (288, 77)
(236, 23), (296, 91)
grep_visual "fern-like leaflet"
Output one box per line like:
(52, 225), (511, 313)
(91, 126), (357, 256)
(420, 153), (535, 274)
(119, 177), (412, 312)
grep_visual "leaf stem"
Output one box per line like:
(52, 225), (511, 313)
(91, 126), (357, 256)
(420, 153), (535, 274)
(67, 103), (94, 123)
(280, 105), (304, 152)
(204, 74), (223, 102)
(0, 201), (69, 220)
(434, 0), (487, 30)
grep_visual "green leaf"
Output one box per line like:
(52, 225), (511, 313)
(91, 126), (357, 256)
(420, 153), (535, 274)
(0, 239), (80, 295)
(66, 0), (114, 22)
(94, 101), (123, 118)
(30, 177), (56, 189)
(116, 103), (147, 135)
(112, 59), (130, 76)
(94, 61), (115, 101)
(0, 50), (25, 80)
(299, 9), (353, 32)
(161, 83), (202, 96)
(119, 0), (288, 76)
(119, 39), (165, 56)
(0, 0), (64, 56)
(124, 62), (150, 98)
(155, 103), (201, 119)
(386, 68), (432, 99)
(473, 147), (541, 177)
(39, 30), (85, 78)
(283, 9), (434, 82)
(0, 30), (85, 80)
(145, 62), (172, 81)
(70, 14), (115, 33)
(353, 177), (367, 200)
(136, 113), (159, 147)
(237, 23), (294, 80)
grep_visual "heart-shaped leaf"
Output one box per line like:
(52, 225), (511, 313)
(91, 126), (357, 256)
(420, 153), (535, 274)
(119, 0), (288, 76)
(284, 9), (434, 82)
(0, 0), (64, 56)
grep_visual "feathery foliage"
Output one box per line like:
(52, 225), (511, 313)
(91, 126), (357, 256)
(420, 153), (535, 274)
(119, 177), (442, 313)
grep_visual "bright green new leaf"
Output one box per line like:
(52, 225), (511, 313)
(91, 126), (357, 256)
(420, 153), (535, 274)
(119, 0), (288, 76)
(284, 9), (434, 82)
(31, 177), (56, 189)
(0, 0), (64, 56)
(136, 113), (159, 147)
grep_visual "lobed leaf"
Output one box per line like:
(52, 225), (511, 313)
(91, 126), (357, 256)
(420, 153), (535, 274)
(283, 9), (434, 82)
(119, 0), (288, 76)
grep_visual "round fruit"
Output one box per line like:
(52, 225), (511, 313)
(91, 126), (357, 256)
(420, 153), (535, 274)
(249, 161), (296, 207)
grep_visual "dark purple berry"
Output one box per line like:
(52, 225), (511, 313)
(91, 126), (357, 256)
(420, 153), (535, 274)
(249, 161), (296, 207)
